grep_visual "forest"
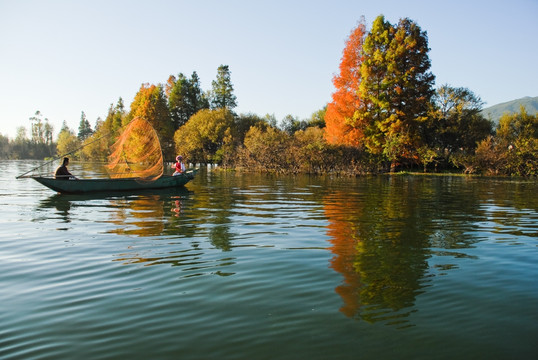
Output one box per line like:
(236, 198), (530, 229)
(1, 15), (536, 177)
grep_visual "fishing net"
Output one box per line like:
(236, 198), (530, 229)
(106, 117), (164, 181)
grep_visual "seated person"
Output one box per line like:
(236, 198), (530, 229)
(55, 157), (77, 180)
(172, 155), (186, 176)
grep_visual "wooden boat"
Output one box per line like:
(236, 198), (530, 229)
(30, 171), (196, 194)
(18, 117), (197, 194)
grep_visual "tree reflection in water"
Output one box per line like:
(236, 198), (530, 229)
(34, 172), (513, 325)
(323, 176), (488, 326)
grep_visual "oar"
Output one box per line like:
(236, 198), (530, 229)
(16, 157), (60, 179)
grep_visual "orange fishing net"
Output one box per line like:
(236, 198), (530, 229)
(106, 117), (164, 181)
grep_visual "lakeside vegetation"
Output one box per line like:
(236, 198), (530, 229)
(1, 15), (536, 177)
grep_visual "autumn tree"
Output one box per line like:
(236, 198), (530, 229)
(240, 126), (291, 172)
(355, 15), (393, 155)
(210, 65), (237, 110)
(81, 98), (125, 161)
(326, 15), (435, 170)
(129, 83), (174, 158)
(496, 106), (538, 144)
(173, 108), (235, 164)
(383, 18), (435, 165)
(57, 121), (80, 159)
(293, 127), (331, 173)
(325, 18), (367, 146)
(357, 15), (435, 168)
(81, 119), (109, 161)
(493, 107), (538, 176)
(100, 98), (126, 139)
(234, 113), (269, 145)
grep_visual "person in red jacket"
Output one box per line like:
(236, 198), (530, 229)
(172, 155), (186, 176)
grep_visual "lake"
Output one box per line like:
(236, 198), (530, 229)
(1, 160), (537, 359)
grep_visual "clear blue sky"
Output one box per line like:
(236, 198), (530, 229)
(1, 0), (536, 139)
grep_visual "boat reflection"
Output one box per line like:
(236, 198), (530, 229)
(37, 187), (193, 233)
(36, 186), (237, 274)
(38, 193), (74, 226)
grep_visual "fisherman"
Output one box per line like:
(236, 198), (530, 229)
(172, 155), (186, 176)
(55, 157), (77, 180)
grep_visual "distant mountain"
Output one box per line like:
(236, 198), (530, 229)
(481, 96), (538, 124)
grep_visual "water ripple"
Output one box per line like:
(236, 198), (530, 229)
(1, 164), (537, 359)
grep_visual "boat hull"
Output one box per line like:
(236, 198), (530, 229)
(31, 172), (196, 194)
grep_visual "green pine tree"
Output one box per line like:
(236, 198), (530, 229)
(210, 65), (237, 110)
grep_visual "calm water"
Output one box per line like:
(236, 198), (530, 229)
(1, 160), (537, 359)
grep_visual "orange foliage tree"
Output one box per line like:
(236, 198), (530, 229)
(324, 18), (367, 147)
(129, 83), (174, 159)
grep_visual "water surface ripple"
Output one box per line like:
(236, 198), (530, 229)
(1, 161), (537, 359)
